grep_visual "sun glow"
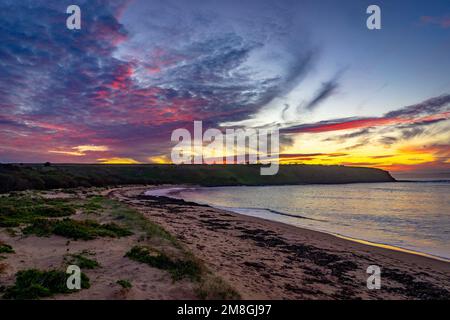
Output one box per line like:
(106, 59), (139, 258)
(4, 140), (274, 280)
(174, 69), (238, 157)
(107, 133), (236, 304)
(97, 157), (141, 164)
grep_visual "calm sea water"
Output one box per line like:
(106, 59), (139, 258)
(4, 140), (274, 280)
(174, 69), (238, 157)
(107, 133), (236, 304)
(158, 182), (450, 260)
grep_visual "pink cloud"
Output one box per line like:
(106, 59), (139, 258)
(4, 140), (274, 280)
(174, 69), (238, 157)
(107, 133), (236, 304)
(420, 15), (450, 28)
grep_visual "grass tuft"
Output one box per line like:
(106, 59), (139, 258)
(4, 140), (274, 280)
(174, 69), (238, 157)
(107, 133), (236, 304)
(82, 196), (104, 213)
(0, 241), (14, 254)
(105, 198), (178, 245)
(23, 218), (133, 240)
(3, 269), (90, 299)
(125, 245), (202, 281)
(0, 196), (76, 227)
(65, 251), (100, 269)
(195, 274), (241, 300)
(116, 279), (132, 289)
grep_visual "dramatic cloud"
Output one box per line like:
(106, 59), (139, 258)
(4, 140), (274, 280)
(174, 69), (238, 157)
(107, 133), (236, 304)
(0, 0), (322, 162)
(281, 95), (450, 134)
(0, 0), (449, 175)
(384, 95), (450, 118)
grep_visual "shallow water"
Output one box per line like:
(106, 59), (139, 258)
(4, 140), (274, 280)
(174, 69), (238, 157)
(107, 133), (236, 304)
(164, 182), (450, 260)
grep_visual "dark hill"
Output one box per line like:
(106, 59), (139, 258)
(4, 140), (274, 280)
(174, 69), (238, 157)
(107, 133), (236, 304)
(0, 164), (395, 193)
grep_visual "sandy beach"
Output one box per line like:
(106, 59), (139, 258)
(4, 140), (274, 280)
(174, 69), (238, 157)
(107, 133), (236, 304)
(0, 185), (449, 300)
(111, 186), (450, 300)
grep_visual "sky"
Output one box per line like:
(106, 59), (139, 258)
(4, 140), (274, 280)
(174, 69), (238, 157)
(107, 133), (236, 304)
(0, 0), (449, 177)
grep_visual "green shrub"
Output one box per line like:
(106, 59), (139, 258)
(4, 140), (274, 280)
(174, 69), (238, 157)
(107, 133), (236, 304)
(22, 219), (54, 236)
(125, 246), (201, 281)
(52, 219), (99, 240)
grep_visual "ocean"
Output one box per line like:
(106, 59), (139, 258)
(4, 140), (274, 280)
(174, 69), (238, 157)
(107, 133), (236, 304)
(149, 181), (450, 260)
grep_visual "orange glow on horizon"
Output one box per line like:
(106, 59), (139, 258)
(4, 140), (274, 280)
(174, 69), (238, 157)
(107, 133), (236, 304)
(97, 157), (141, 164)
